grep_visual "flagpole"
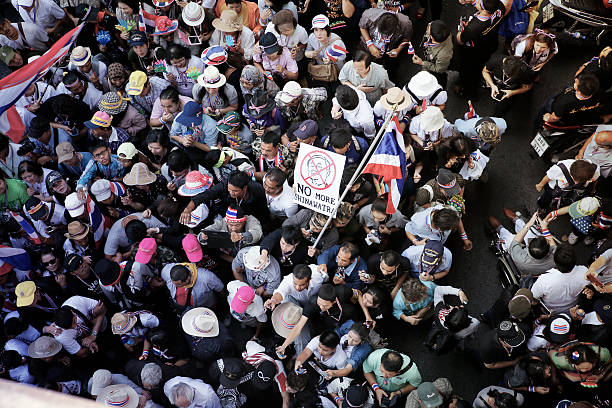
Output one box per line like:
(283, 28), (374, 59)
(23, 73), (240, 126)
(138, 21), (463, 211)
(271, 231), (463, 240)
(311, 103), (400, 250)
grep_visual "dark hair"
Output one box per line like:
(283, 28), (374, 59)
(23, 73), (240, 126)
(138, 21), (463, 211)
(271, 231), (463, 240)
(340, 241), (359, 260)
(157, 198), (181, 219)
(293, 264), (312, 280)
(554, 244), (576, 273)
(523, 357), (550, 384)
(528, 237), (550, 259)
(429, 20), (449, 42)
(28, 116), (51, 139)
(482, 0), (500, 13)
(449, 135), (477, 158)
(575, 73), (599, 97)
(402, 278), (427, 302)
(503, 56), (524, 79)
(0, 350), (22, 371)
(281, 226), (301, 246)
(381, 250), (401, 267)
(565, 343), (600, 366)
(89, 139), (109, 153)
(286, 370), (309, 389)
(18, 160), (43, 178)
(486, 389), (518, 408)
(376, 13), (398, 36)
(146, 129), (170, 147)
(203, 149), (222, 170)
(353, 50), (371, 68)
(341, 164), (362, 188)
(262, 131), (281, 146)
(228, 170), (250, 188)
(4, 317), (28, 337)
(371, 198), (387, 215)
(148, 328), (169, 348)
(319, 329), (340, 348)
(432, 208), (460, 231)
(381, 350), (403, 372)
(329, 128), (352, 149)
(0, 134), (9, 153)
(318, 284), (336, 301)
(445, 307), (470, 332)
(350, 321), (370, 340)
(265, 166), (286, 186)
(364, 286), (385, 307)
(125, 219), (147, 242)
(167, 149), (191, 172)
(314, 25), (332, 36)
(53, 307), (75, 329)
(159, 86), (180, 104)
(335, 85), (359, 111)
(62, 71), (81, 86)
(522, 33), (555, 65)
(225, 0), (241, 4)
(167, 44), (190, 62)
(569, 160), (597, 184)
(170, 264), (190, 282)
(41, 246), (64, 267)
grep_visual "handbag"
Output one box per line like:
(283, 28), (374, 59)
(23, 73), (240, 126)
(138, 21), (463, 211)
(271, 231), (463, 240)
(307, 41), (339, 82)
(423, 320), (455, 355)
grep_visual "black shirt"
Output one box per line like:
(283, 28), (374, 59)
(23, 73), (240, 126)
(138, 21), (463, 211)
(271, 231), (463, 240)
(366, 253), (410, 293)
(459, 2), (506, 53)
(260, 228), (312, 276)
(478, 328), (526, 365)
(551, 87), (609, 125)
(193, 180), (270, 224)
(302, 287), (357, 333)
(486, 56), (535, 90)
(581, 57), (612, 92)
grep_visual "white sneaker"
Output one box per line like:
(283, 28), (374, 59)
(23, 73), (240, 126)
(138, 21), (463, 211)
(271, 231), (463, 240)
(568, 232), (579, 245)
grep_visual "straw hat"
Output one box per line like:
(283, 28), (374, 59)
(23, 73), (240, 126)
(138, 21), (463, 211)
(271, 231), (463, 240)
(419, 106), (445, 132)
(111, 312), (138, 334)
(197, 65), (227, 88)
(182, 307), (219, 337)
(123, 163), (157, 186)
(96, 384), (139, 408)
(271, 302), (303, 338)
(99, 92), (129, 115)
(212, 9), (243, 32)
(380, 87), (413, 111)
(407, 71), (440, 97)
(243, 246), (268, 270)
(70, 46), (91, 67)
(182, 2), (205, 26)
(64, 221), (89, 240)
(28, 336), (62, 359)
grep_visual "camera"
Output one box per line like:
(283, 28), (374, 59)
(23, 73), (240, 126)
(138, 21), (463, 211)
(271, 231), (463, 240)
(17, 139), (37, 156)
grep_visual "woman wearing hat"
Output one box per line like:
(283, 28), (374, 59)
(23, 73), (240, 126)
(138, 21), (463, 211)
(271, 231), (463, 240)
(239, 64), (279, 103)
(98, 91), (147, 140)
(210, 9), (256, 61)
(45, 170), (73, 206)
(193, 66), (239, 117)
(304, 14), (347, 85)
(123, 162), (168, 210)
(243, 88), (287, 139)
(253, 32), (298, 85)
(180, 2), (215, 54)
(127, 31), (168, 75)
(110, 311), (160, 359)
(216, 110), (252, 156)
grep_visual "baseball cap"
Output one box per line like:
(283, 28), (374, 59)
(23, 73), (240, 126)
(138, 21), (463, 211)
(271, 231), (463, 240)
(311, 14), (329, 29)
(128, 31), (147, 47)
(593, 299), (612, 325)
(85, 111), (112, 129)
(436, 169), (460, 197)
(56, 142), (75, 163)
(547, 315), (571, 344)
(230, 284), (255, 314)
(127, 71), (148, 96)
(91, 179), (112, 201)
(293, 119), (318, 140)
(420, 240), (444, 274)
(182, 233), (203, 262)
(15, 281), (36, 307)
(64, 192), (85, 217)
(417, 382), (444, 408)
(251, 360), (276, 390)
(497, 320), (525, 347)
(507, 288), (534, 319)
(569, 197), (600, 219)
(342, 385), (369, 408)
(117, 142), (139, 160)
(64, 253), (84, 272)
(25, 197), (47, 221)
(135, 238), (157, 264)
(218, 358), (245, 388)
(279, 81), (302, 104)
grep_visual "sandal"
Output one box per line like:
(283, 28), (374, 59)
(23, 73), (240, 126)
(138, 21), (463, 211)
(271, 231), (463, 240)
(416, 7), (425, 19)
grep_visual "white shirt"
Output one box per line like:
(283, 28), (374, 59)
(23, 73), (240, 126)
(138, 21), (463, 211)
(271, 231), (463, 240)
(408, 115), (454, 143)
(25, 167), (53, 198)
(402, 245), (452, 275)
(0, 22), (49, 51)
(266, 180), (298, 218)
(226, 280), (267, 323)
(306, 336), (348, 370)
(16, 82), (58, 110)
(56, 81), (103, 111)
(209, 26), (256, 60)
(265, 22), (308, 60)
(25, 201), (66, 238)
(164, 376), (222, 408)
(531, 266), (589, 312)
(405, 204), (451, 243)
(546, 159), (600, 189)
(332, 87), (375, 139)
(274, 266), (326, 305)
(53, 296), (100, 355)
(11, 0), (65, 29)
(403, 85), (447, 106)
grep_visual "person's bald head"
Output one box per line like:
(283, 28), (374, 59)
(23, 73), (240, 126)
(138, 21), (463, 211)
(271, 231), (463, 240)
(595, 131), (612, 148)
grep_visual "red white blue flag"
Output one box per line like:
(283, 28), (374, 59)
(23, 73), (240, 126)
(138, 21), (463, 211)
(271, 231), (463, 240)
(0, 23), (84, 142)
(363, 116), (406, 214)
(86, 195), (106, 245)
(139, 6), (158, 34)
(10, 211), (41, 245)
(110, 181), (127, 197)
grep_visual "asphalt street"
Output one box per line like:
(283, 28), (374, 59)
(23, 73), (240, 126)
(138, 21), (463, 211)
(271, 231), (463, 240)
(382, 0), (604, 402)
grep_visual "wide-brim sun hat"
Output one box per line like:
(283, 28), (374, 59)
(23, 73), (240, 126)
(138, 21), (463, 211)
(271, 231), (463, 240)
(271, 302), (303, 338)
(70, 46), (92, 67)
(96, 384), (139, 408)
(182, 2), (205, 26)
(243, 246), (268, 270)
(64, 221), (89, 240)
(28, 336), (62, 359)
(197, 65), (227, 88)
(380, 87), (413, 111)
(212, 9), (243, 32)
(420, 106), (445, 132)
(111, 312), (138, 335)
(123, 163), (157, 186)
(408, 71), (440, 97)
(182, 307), (219, 337)
(152, 16), (179, 36)
(178, 170), (213, 196)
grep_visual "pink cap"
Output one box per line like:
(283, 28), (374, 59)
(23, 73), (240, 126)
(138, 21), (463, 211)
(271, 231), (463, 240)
(230, 285), (255, 314)
(135, 238), (157, 264)
(182, 233), (202, 262)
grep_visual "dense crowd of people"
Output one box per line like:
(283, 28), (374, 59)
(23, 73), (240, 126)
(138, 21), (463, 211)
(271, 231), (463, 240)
(0, 0), (611, 406)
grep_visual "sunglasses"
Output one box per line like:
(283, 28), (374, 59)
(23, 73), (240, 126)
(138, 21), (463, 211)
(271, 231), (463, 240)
(42, 258), (58, 267)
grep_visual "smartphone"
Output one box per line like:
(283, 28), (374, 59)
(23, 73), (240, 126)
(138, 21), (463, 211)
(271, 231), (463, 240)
(188, 35), (201, 45)
(491, 92), (503, 102)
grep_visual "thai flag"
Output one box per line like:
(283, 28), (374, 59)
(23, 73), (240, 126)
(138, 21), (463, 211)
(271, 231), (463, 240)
(0, 245), (33, 274)
(0, 24), (84, 142)
(363, 116), (406, 214)
(10, 211), (41, 245)
(86, 195), (106, 245)
(110, 181), (127, 197)
(139, 6), (158, 34)
(324, 43), (348, 62)
(464, 100), (477, 120)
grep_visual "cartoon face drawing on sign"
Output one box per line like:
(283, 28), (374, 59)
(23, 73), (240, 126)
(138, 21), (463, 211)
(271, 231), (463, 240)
(301, 151), (337, 190)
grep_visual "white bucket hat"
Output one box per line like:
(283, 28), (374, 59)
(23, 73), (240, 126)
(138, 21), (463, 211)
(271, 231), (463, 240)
(182, 307), (219, 337)
(64, 192), (86, 217)
(279, 81), (302, 104)
(243, 246), (268, 270)
(419, 106), (445, 132)
(408, 71), (440, 97)
(182, 2), (205, 26)
(197, 65), (227, 88)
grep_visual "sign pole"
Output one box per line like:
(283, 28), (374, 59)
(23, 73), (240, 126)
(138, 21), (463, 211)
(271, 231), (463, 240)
(311, 104), (399, 250)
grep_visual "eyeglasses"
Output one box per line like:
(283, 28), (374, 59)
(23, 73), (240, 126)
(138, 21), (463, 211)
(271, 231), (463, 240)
(42, 258), (58, 267)
(93, 150), (108, 159)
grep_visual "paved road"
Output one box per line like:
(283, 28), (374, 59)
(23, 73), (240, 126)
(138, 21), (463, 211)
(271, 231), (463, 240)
(383, 1), (602, 402)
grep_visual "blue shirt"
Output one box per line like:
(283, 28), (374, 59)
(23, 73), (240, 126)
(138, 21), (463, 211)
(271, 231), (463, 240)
(29, 128), (72, 157)
(317, 244), (368, 290)
(59, 151), (93, 179)
(170, 112), (219, 148)
(336, 320), (371, 371)
(321, 135), (369, 166)
(77, 154), (126, 189)
(392, 280), (436, 320)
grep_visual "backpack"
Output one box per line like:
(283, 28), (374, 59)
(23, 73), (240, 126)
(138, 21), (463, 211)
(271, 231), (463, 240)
(499, 0), (529, 38)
